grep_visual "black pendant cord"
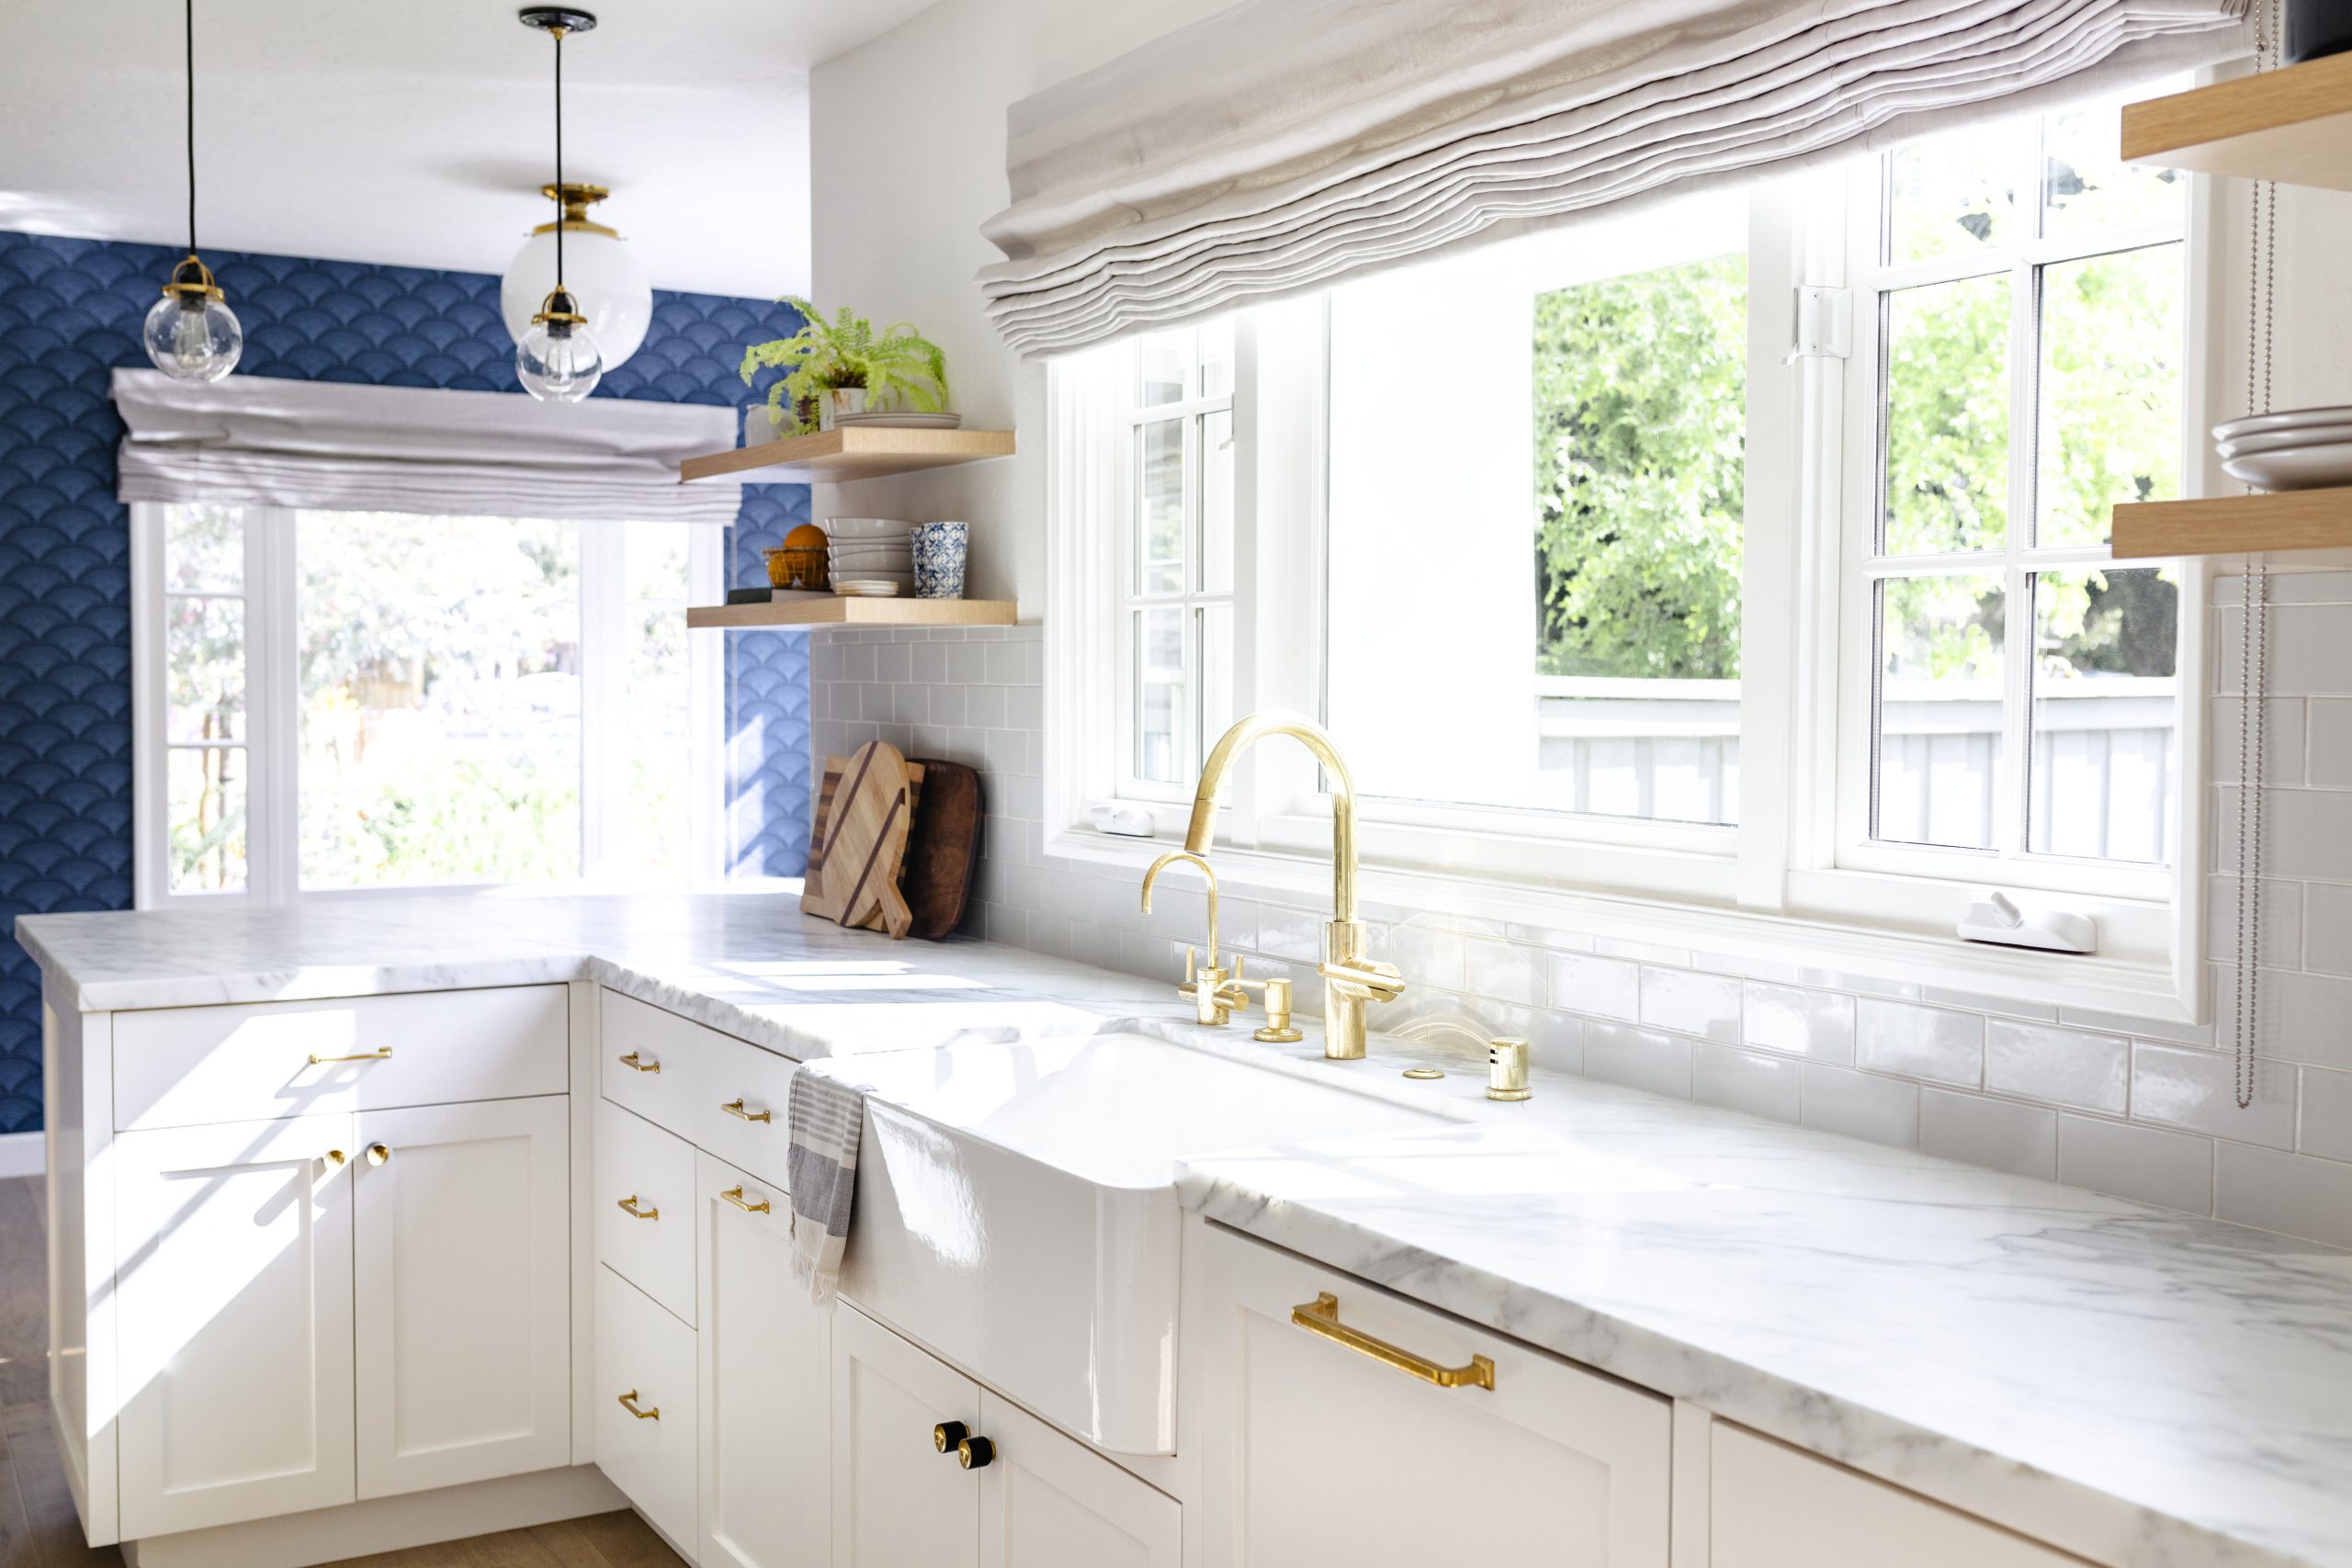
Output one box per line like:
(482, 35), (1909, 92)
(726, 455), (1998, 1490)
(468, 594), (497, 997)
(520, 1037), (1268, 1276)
(184, 0), (197, 255)
(552, 27), (565, 291)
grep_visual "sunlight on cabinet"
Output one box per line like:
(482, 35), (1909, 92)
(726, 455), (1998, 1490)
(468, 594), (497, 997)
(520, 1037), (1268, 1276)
(1193, 1222), (1670, 1567)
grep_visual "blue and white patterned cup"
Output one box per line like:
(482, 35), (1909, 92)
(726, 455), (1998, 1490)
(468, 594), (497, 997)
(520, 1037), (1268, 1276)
(910, 521), (969, 600)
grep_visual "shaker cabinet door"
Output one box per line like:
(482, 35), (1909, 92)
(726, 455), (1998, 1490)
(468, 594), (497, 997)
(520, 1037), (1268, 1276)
(353, 1095), (571, 1498)
(116, 1113), (358, 1538)
(976, 1390), (1181, 1568)
(831, 1305), (980, 1568)
(1194, 1222), (1670, 1568)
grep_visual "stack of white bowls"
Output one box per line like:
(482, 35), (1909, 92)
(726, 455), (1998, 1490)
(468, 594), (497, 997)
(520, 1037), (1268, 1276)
(826, 517), (916, 596)
(2215, 406), (2352, 491)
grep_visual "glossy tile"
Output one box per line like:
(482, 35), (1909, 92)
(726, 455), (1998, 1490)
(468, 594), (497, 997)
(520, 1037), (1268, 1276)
(2305, 881), (2352, 977)
(2056, 1114), (2212, 1215)
(1741, 980), (1857, 1064)
(1694, 1043), (1802, 1122)
(1639, 966), (1740, 1042)
(2312, 697), (2352, 788)
(1855, 998), (1984, 1088)
(1983, 1020), (2130, 1116)
(1462, 937), (1544, 1008)
(2214, 1142), (2352, 1248)
(1550, 952), (1641, 1023)
(2300, 1066), (2352, 1163)
(1800, 1065), (1920, 1148)
(1920, 1089), (2057, 1180)
(1582, 1021), (1693, 1100)
(2132, 1042), (2297, 1150)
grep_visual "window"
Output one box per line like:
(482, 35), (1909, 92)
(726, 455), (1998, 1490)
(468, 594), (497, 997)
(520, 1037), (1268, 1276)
(1841, 98), (2186, 896)
(1048, 87), (2203, 998)
(132, 502), (721, 906)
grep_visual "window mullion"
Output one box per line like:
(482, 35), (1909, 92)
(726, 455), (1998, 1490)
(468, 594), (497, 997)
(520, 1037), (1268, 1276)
(252, 506), (300, 904)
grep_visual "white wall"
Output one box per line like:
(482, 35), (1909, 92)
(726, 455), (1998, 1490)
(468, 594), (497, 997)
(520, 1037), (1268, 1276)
(808, 0), (1240, 614)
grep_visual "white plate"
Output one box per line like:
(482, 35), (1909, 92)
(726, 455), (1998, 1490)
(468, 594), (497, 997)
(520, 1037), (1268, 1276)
(824, 517), (918, 540)
(2215, 423), (2352, 459)
(2212, 405), (2352, 443)
(832, 411), (963, 430)
(2220, 441), (2352, 491)
(833, 580), (903, 597)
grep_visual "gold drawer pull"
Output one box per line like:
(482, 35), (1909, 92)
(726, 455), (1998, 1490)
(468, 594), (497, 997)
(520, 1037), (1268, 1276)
(719, 1098), (772, 1123)
(309, 1047), (392, 1065)
(720, 1185), (773, 1214)
(617, 1051), (660, 1074)
(1291, 1293), (1494, 1391)
(616, 1195), (659, 1221)
(617, 1390), (659, 1421)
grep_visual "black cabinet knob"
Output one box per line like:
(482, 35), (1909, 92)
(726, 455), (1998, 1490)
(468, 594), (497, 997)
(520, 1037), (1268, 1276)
(933, 1421), (967, 1454)
(957, 1435), (995, 1470)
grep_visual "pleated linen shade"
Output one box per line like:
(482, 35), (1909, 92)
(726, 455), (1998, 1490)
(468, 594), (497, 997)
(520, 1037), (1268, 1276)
(978, 0), (2251, 357)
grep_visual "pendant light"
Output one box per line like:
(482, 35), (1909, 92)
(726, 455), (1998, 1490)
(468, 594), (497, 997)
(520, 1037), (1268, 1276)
(501, 182), (651, 372)
(514, 7), (603, 402)
(142, 0), (241, 382)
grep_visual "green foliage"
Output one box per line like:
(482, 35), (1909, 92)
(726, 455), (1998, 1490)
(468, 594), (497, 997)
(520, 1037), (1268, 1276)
(1533, 254), (1747, 679)
(739, 298), (949, 434)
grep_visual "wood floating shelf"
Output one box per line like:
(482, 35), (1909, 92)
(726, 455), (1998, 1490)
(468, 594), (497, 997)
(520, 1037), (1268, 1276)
(684, 597), (1019, 630)
(2120, 51), (2352, 192)
(679, 426), (1015, 484)
(2112, 489), (2352, 558)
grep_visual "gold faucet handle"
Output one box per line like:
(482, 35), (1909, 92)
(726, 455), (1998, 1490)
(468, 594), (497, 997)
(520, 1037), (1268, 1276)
(1179, 948), (1248, 1026)
(1322, 955), (1405, 1004)
(1236, 973), (1303, 1043)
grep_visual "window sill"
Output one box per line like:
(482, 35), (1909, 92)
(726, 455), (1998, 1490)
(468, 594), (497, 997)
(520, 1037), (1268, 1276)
(1041, 824), (2199, 1024)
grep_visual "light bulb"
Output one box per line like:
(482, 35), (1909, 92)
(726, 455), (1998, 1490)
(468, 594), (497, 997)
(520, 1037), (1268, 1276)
(516, 288), (603, 402)
(142, 290), (243, 382)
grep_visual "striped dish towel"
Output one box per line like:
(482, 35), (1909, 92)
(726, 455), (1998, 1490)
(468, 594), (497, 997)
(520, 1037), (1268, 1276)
(786, 1065), (868, 1306)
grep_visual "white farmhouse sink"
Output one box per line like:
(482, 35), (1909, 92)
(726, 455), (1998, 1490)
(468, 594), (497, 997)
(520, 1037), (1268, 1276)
(825, 1031), (1453, 1455)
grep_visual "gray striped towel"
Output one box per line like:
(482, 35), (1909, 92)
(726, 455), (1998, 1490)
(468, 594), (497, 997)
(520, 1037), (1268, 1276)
(786, 1065), (867, 1307)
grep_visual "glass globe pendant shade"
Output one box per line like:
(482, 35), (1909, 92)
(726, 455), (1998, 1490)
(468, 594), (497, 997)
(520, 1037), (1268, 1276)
(502, 222), (649, 369)
(516, 288), (603, 402)
(142, 256), (242, 382)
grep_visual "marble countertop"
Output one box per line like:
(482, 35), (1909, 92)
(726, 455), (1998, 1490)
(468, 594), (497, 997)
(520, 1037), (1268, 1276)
(20, 891), (2352, 1567)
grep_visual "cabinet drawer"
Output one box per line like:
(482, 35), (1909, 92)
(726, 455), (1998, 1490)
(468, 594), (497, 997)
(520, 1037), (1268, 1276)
(692, 1032), (796, 1191)
(595, 1100), (697, 1325)
(594, 1265), (697, 1555)
(600, 988), (718, 1139)
(1712, 1426), (2087, 1567)
(117, 986), (567, 1132)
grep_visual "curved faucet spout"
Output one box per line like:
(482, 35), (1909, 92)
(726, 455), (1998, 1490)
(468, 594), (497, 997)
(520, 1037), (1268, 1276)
(1183, 710), (1358, 924)
(1140, 849), (1221, 971)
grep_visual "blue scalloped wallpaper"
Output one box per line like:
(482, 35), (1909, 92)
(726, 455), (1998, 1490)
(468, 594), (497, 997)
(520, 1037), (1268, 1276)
(0, 230), (813, 1135)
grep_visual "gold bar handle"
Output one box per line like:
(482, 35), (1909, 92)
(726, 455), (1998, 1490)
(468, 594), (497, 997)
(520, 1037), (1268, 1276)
(1291, 1293), (1495, 1391)
(720, 1185), (772, 1214)
(308, 1047), (393, 1065)
(617, 1390), (659, 1421)
(616, 1195), (659, 1221)
(719, 1098), (773, 1123)
(617, 1051), (661, 1074)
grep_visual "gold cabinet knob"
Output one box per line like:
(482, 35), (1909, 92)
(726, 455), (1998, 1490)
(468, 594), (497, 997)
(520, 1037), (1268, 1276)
(365, 1143), (391, 1166)
(617, 1390), (659, 1421)
(719, 1098), (773, 1123)
(617, 1051), (660, 1074)
(957, 1435), (996, 1470)
(324, 1149), (347, 1168)
(933, 1420), (967, 1453)
(616, 1195), (659, 1221)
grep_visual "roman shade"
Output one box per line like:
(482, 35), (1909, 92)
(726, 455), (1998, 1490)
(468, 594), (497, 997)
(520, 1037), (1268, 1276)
(111, 369), (741, 524)
(979, 0), (2250, 356)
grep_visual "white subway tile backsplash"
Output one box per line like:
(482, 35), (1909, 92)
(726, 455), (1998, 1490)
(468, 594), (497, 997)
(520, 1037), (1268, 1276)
(1640, 967), (1741, 1042)
(2214, 603), (2352, 694)
(1551, 953), (1641, 1022)
(2306, 883), (2352, 976)
(2214, 1142), (2352, 1248)
(2208, 963), (2352, 1069)
(2311, 698), (2352, 789)
(1855, 998), (1984, 1088)
(2299, 1066), (2352, 1162)
(2210, 697), (2309, 786)
(1742, 981), (1857, 1064)
(2132, 1043), (2298, 1150)
(1379, 923), (1465, 992)
(2212, 787), (2352, 881)
(1595, 937), (1691, 966)
(1801, 1066), (1920, 1148)
(1984, 1019), (2130, 1115)
(1584, 1021), (1694, 1100)
(1920, 1089), (2057, 1179)
(2206, 876), (2305, 970)
(2057, 1115), (2213, 1214)
(1463, 938), (1544, 1008)
(2057, 1004), (2214, 1048)
(1695, 1043), (1803, 1122)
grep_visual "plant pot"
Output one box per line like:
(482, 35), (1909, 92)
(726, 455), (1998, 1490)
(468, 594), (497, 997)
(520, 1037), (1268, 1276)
(818, 387), (868, 432)
(745, 405), (788, 447)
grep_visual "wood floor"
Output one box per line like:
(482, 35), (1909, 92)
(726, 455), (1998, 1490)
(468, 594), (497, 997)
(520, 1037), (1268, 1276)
(0, 1175), (682, 1568)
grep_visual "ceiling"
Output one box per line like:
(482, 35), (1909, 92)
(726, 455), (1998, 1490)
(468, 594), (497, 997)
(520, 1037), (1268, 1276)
(0, 1), (940, 299)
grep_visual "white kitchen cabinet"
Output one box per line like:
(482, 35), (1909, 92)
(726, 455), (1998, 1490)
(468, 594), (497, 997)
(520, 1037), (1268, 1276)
(830, 1305), (1180, 1568)
(698, 1153), (830, 1568)
(1193, 1223), (1670, 1568)
(1710, 1425), (2089, 1567)
(595, 1096), (699, 1324)
(354, 1096), (572, 1499)
(596, 1263), (700, 1555)
(116, 1112), (358, 1539)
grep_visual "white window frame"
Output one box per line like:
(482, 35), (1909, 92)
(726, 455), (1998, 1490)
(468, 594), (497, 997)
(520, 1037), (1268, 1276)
(1045, 102), (2220, 1021)
(130, 501), (725, 908)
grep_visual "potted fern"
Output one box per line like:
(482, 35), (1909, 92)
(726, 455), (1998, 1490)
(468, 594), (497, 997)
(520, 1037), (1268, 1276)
(740, 298), (951, 436)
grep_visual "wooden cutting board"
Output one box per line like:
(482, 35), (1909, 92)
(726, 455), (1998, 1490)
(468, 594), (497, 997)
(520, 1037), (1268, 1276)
(899, 758), (983, 940)
(807, 759), (922, 912)
(800, 740), (914, 937)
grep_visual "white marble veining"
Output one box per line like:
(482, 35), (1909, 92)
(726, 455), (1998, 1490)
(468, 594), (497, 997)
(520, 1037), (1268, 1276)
(13, 891), (1170, 1060)
(1176, 1049), (2352, 1568)
(19, 890), (2352, 1566)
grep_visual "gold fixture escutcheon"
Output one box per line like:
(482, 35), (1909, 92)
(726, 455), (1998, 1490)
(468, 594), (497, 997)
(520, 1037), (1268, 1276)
(720, 1185), (771, 1214)
(719, 1098), (773, 1123)
(1291, 1292), (1495, 1391)
(617, 1390), (659, 1421)
(308, 1046), (392, 1065)
(364, 1143), (391, 1166)
(616, 1195), (658, 1220)
(617, 1051), (660, 1074)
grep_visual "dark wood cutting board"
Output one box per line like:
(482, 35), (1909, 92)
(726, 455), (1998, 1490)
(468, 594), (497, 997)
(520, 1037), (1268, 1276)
(899, 758), (983, 940)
